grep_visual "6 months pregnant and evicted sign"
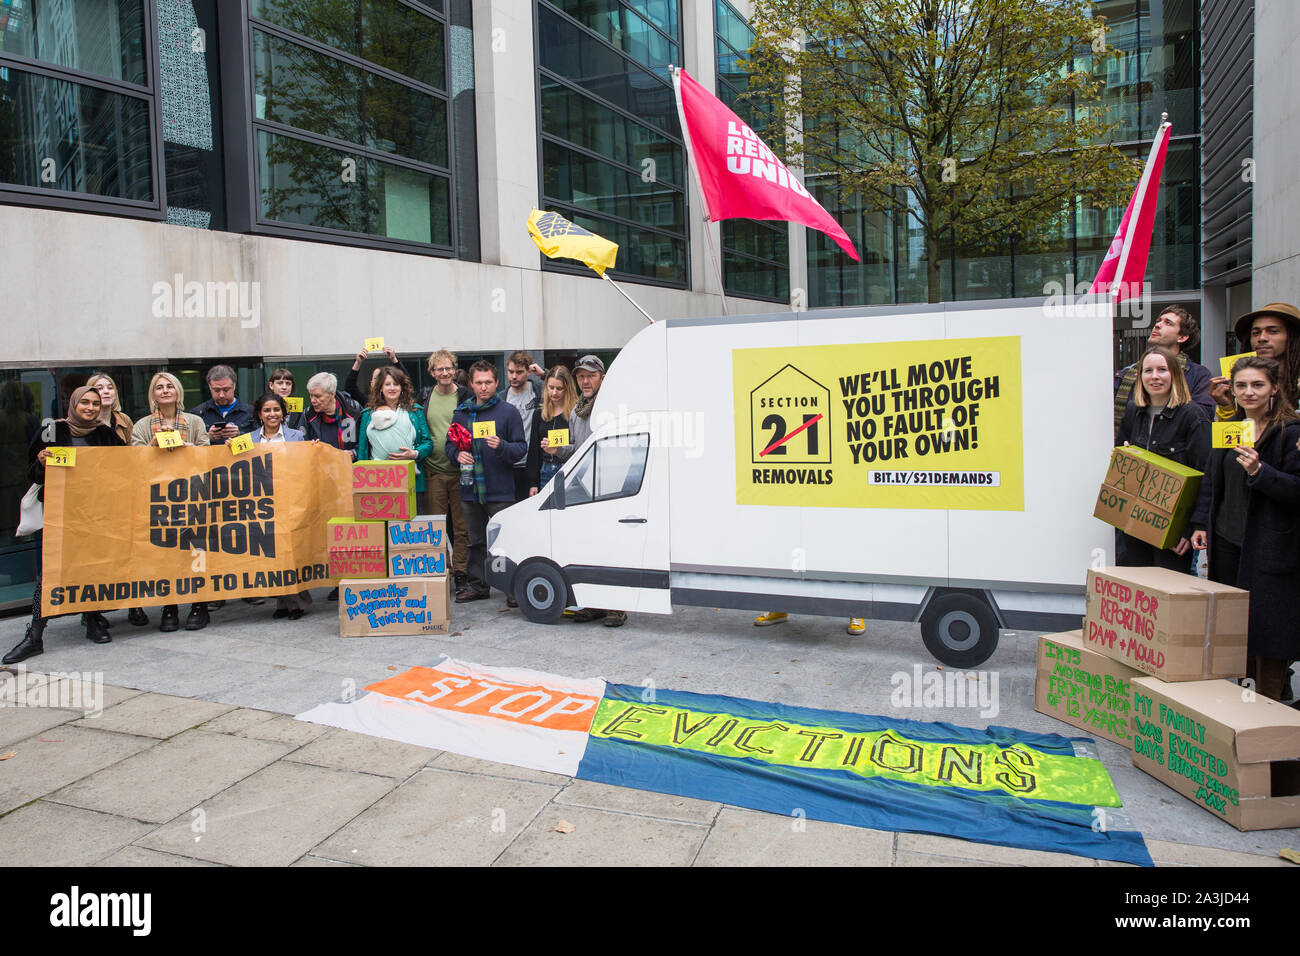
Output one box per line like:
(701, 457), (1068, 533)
(733, 337), (1023, 510)
(41, 444), (352, 614)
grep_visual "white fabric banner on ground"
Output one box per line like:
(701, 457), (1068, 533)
(295, 656), (606, 777)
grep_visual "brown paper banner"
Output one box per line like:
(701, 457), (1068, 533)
(41, 444), (353, 614)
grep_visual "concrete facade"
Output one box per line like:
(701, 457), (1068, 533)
(1251, 2), (1300, 309)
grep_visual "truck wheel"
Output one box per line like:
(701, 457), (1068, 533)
(920, 593), (999, 668)
(514, 562), (567, 625)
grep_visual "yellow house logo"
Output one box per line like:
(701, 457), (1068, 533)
(749, 365), (831, 465)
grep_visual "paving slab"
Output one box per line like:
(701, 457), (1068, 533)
(555, 779), (720, 825)
(94, 846), (223, 866)
(895, 832), (1100, 867)
(81, 693), (235, 739)
(0, 801), (153, 866)
(197, 708), (282, 735)
(494, 804), (708, 867)
(230, 713), (330, 747)
(694, 806), (893, 866)
(285, 728), (437, 779)
(1145, 839), (1290, 867)
(895, 850), (1013, 867)
(0, 724), (157, 814)
(313, 768), (561, 866)
(136, 761), (396, 866)
(428, 751), (572, 786)
(0, 705), (84, 750)
(291, 854), (359, 867)
(47, 730), (293, 824)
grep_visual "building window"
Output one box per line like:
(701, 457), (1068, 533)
(247, 0), (454, 250)
(536, 0), (688, 286)
(714, 0), (788, 302)
(0, 0), (160, 212)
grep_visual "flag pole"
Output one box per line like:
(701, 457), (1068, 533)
(1109, 113), (1171, 305)
(601, 272), (656, 324)
(672, 65), (730, 316)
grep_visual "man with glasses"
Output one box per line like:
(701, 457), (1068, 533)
(419, 349), (474, 593)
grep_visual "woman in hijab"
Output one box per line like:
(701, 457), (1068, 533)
(131, 372), (211, 633)
(3, 387), (125, 664)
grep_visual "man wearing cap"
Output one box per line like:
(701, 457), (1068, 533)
(1112, 305), (1214, 437)
(1209, 302), (1300, 417)
(553, 355), (626, 627)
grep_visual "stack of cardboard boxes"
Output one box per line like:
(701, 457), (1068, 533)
(331, 461), (451, 637)
(1036, 565), (1300, 829)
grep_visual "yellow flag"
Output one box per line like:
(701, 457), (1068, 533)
(527, 209), (618, 276)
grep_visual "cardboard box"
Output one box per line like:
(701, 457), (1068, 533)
(388, 548), (448, 577)
(353, 490), (416, 521)
(327, 518), (386, 550)
(353, 459), (413, 492)
(386, 516), (447, 552)
(1130, 677), (1300, 830)
(1083, 567), (1247, 682)
(329, 548), (386, 578)
(338, 577), (449, 636)
(1094, 446), (1202, 549)
(1035, 631), (1145, 746)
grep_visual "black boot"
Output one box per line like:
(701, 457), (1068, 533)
(84, 614), (111, 644)
(159, 605), (180, 632)
(127, 607), (148, 626)
(185, 603), (210, 631)
(454, 572), (468, 592)
(3, 620), (46, 664)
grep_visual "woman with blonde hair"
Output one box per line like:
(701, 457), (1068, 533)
(527, 365), (578, 494)
(86, 372), (134, 444)
(131, 372), (211, 632)
(1115, 344), (1209, 572)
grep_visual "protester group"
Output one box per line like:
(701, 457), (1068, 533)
(4, 348), (620, 666)
(8, 304), (1300, 708)
(1110, 301), (1300, 703)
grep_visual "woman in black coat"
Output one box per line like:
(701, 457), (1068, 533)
(526, 366), (578, 496)
(1115, 345), (1210, 573)
(4, 387), (125, 664)
(1190, 356), (1300, 701)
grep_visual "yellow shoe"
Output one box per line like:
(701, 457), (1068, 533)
(847, 618), (866, 635)
(754, 611), (789, 627)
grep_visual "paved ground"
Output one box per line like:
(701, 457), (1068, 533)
(0, 593), (1295, 867)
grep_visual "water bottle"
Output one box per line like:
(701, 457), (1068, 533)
(460, 457), (474, 489)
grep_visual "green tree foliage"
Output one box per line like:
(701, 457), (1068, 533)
(744, 0), (1142, 302)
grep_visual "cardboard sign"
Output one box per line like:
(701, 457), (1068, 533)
(1035, 631), (1144, 747)
(1093, 446), (1202, 549)
(155, 430), (184, 449)
(229, 433), (254, 455)
(285, 396), (303, 413)
(364, 337), (386, 353)
(1219, 351), (1256, 378)
(329, 547), (386, 579)
(1212, 420), (1255, 449)
(327, 518), (386, 550)
(1130, 677), (1300, 830)
(1083, 567), (1248, 682)
(45, 447), (75, 467)
(547, 428), (570, 447)
(354, 490), (414, 521)
(353, 460), (413, 493)
(339, 577), (449, 636)
(386, 516), (446, 552)
(473, 420), (496, 439)
(389, 549), (447, 577)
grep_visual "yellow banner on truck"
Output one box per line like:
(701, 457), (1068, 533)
(733, 336), (1024, 510)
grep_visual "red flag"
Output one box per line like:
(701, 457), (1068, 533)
(1089, 120), (1171, 302)
(673, 68), (860, 261)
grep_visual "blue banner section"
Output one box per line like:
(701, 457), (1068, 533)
(576, 684), (1153, 867)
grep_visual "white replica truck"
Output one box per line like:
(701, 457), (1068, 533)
(486, 297), (1113, 666)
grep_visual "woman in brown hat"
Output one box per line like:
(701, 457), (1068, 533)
(1209, 302), (1300, 416)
